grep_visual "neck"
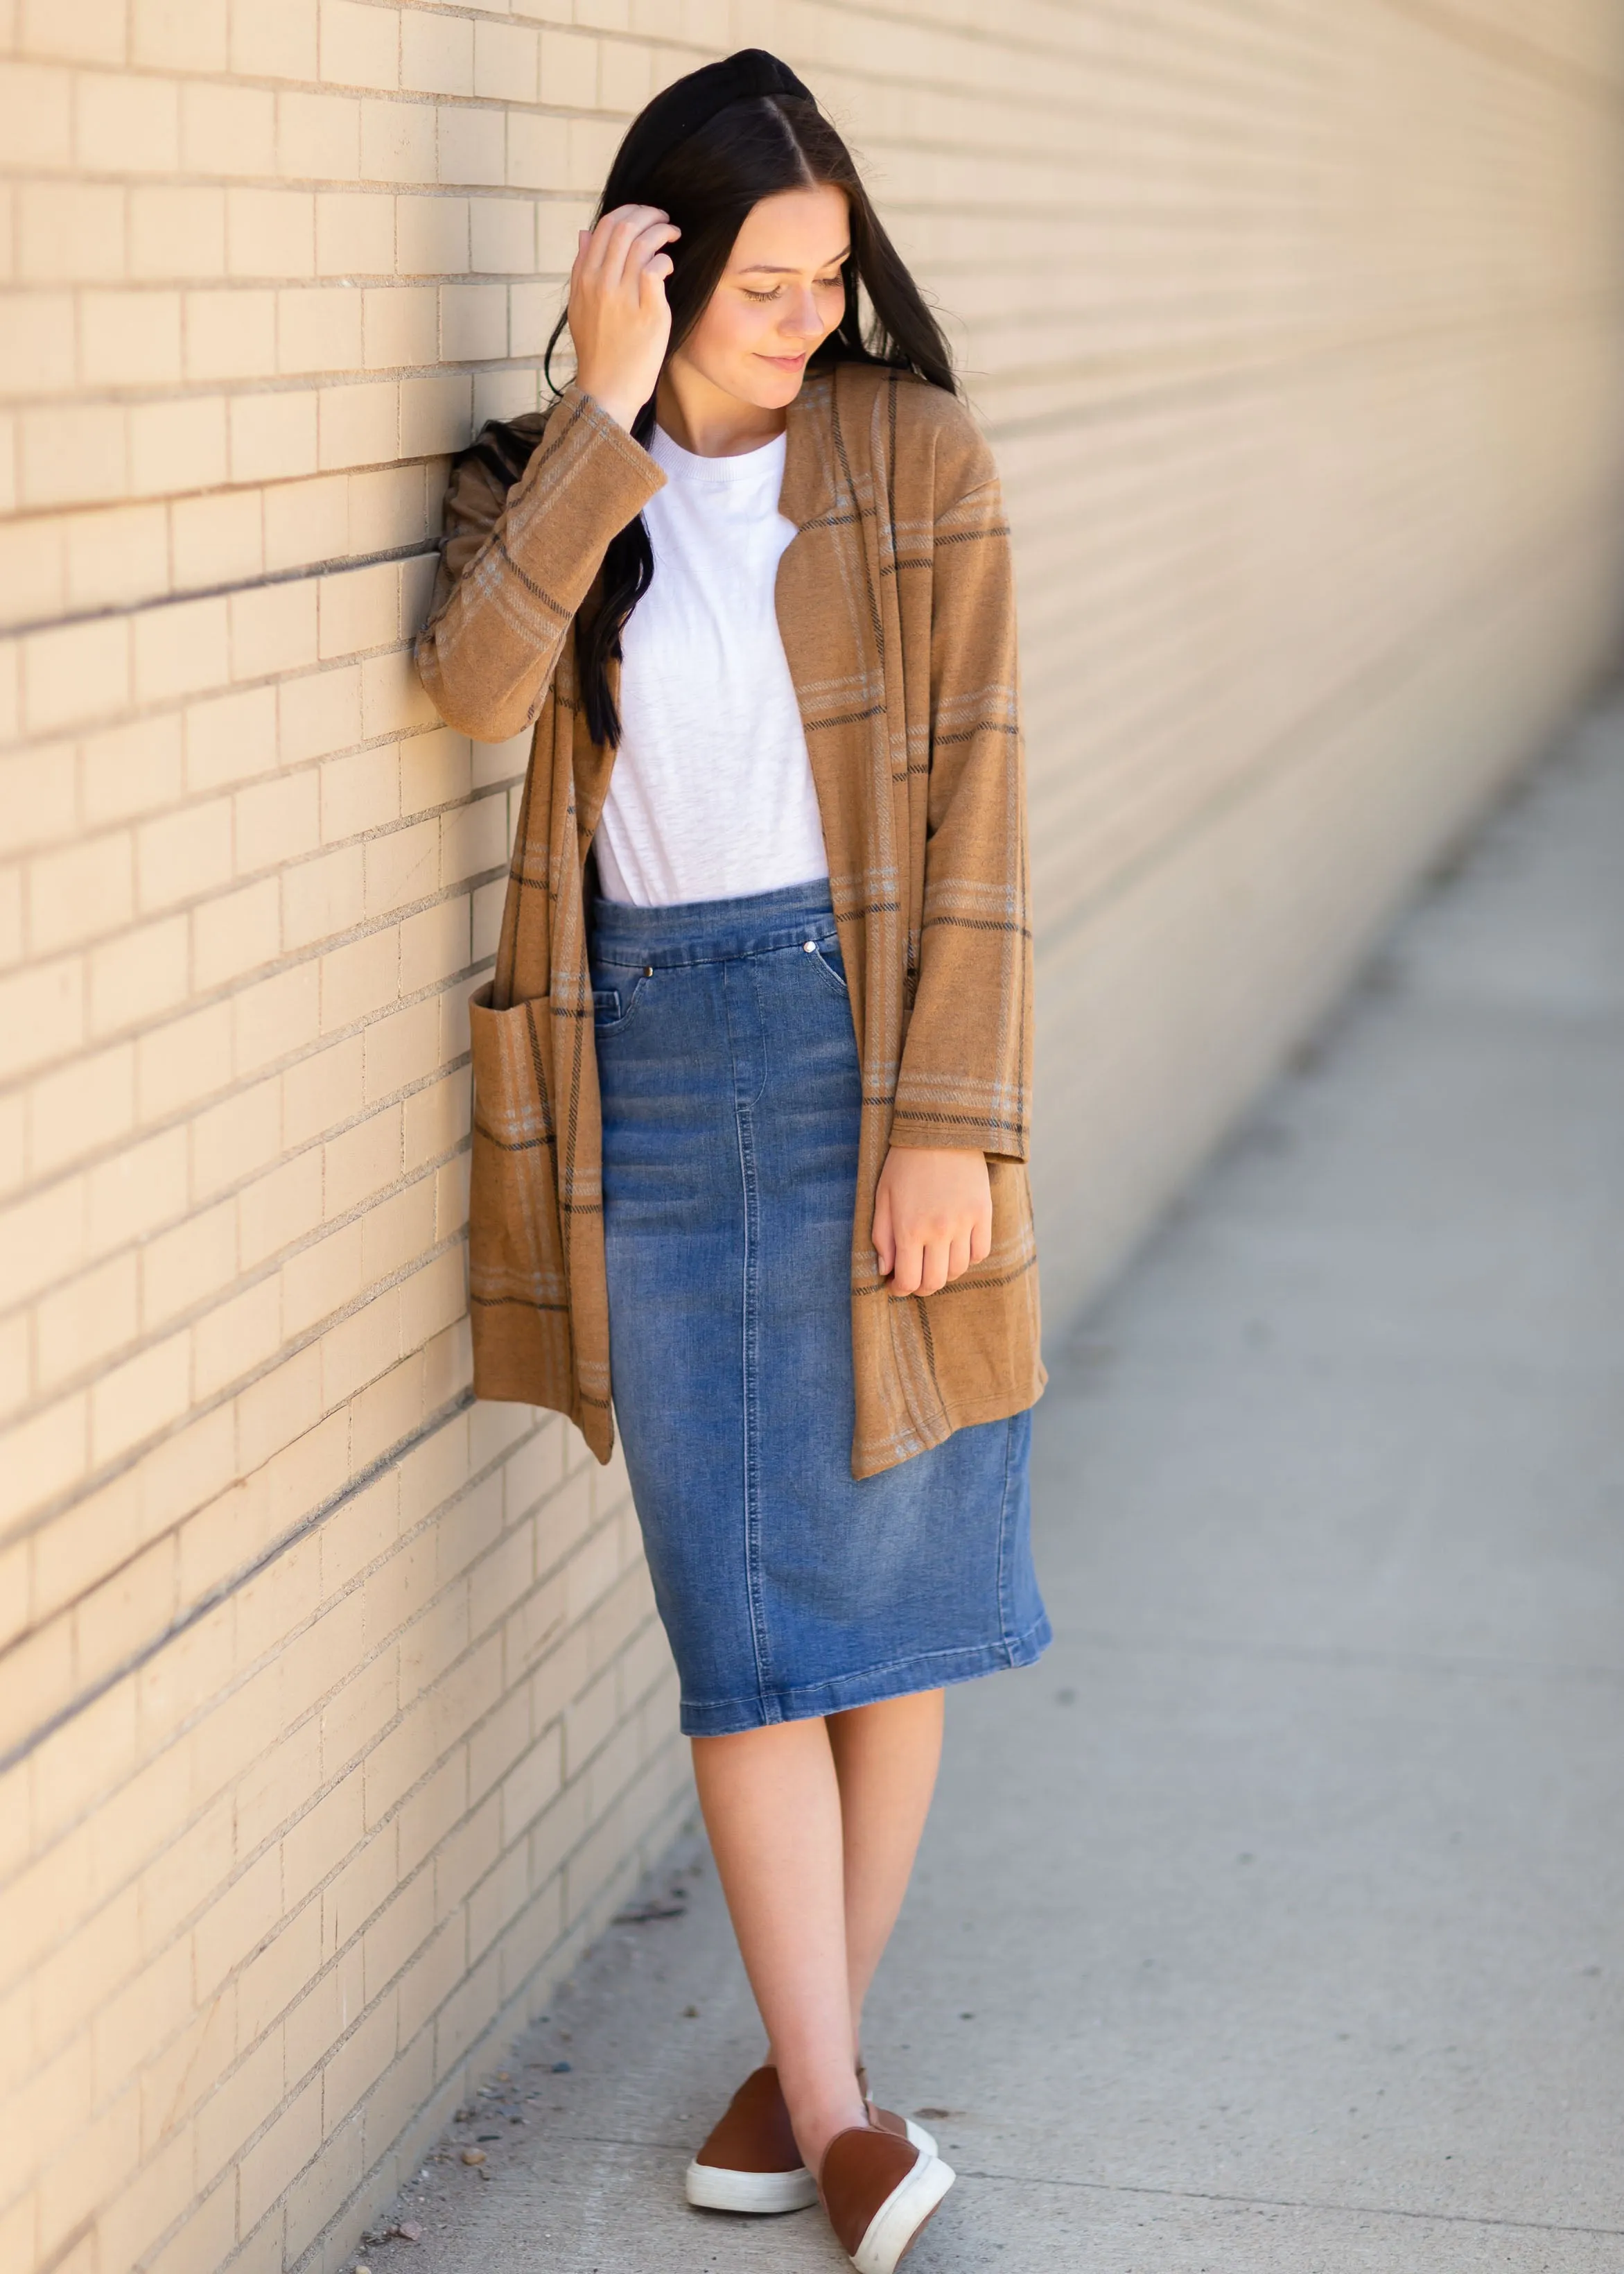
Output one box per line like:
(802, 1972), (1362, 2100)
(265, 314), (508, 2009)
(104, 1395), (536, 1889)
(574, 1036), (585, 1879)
(656, 363), (788, 458)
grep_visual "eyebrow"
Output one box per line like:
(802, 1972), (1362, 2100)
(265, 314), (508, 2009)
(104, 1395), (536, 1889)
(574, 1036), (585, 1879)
(735, 248), (851, 274)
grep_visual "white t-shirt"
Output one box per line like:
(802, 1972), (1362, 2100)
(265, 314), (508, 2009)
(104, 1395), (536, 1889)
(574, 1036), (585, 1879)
(592, 422), (830, 907)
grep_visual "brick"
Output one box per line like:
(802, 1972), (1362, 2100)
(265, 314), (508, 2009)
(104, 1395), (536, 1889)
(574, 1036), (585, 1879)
(437, 105), (506, 191)
(133, 0), (229, 70)
(18, 182), (125, 281)
(58, 503), (166, 619)
(439, 288), (503, 368)
(172, 487), (265, 591)
(324, 1104), (401, 1218)
(133, 594), (231, 706)
(231, 0), (317, 79)
(137, 797), (234, 913)
(280, 661), (362, 764)
(21, 611), (129, 733)
(235, 951), (322, 1082)
(361, 991), (436, 1101)
(191, 876), (280, 989)
(229, 388), (320, 485)
(540, 27), (598, 108)
(279, 284), (365, 376)
(134, 998), (232, 1122)
(396, 194), (469, 277)
(283, 1770), (365, 1913)
(315, 186), (396, 277)
(193, 1271), (282, 1398)
(185, 285), (277, 380)
(194, 2027), (286, 2196)
(401, 9), (473, 97)
(79, 289), (183, 388)
(130, 395), (228, 498)
(91, 1330), (190, 1464)
(281, 1218), (363, 1337)
(237, 772), (322, 875)
(228, 186), (316, 279)
(317, 376), (399, 472)
(282, 1032), (363, 1149)
(22, 0), (126, 64)
(284, 2106), (365, 2260)
(280, 843), (365, 954)
(442, 792), (507, 884)
(475, 21), (540, 103)
(28, 830), (133, 955)
(182, 78), (277, 177)
(142, 2183), (236, 2274)
(188, 685), (279, 792)
(399, 894), (468, 994)
(471, 197), (536, 275)
(231, 577), (320, 682)
(73, 1536), (179, 1688)
(507, 111), (570, 194)
(320, 923), (398, 1030)
(238, 1148), (324, 1270)
(80, 714), (181, 831)
(141, 1199), (236, 1328)
(265, 473), (349, 574)
(75, 70), (180, 175)
(321, 0), (399, 92)
(37, 1249), (139, 1389)
(363, 281), (438, 370)
(322, 743), (399, 844)
(279, 89), (362, 181)
(191, 1077), (281, 1204)
(131, 185), (227, 280)
(320, 558), (401, 658)
(89, 914), (191, 1038)
(317, 1275), (399, 1405)
(32, 1038), (136, 1172)
(87, 1125), (188, 1253)
(399, 372), (470, 460)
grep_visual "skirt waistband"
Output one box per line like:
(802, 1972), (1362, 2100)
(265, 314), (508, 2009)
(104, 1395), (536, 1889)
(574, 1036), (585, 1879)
(588, 878), (837, 970)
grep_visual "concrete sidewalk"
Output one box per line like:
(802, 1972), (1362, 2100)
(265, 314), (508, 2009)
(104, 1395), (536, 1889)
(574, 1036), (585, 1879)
(377, 706), (1624, 2273)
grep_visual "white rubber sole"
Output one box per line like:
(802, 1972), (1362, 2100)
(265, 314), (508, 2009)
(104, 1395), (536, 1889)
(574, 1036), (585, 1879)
(683, 2159), (818, 2214)
(849, 2151), (956, 2274)
(683, 2117), (936, 2217)
(898, 2115), (938, 2158)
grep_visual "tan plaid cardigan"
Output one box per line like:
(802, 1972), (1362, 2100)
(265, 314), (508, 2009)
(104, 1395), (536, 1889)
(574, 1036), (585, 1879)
(415, 361), (1042, 1478)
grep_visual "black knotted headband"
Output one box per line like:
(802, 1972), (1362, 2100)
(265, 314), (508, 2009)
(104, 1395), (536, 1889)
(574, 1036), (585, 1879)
(606, 48), (817, 191)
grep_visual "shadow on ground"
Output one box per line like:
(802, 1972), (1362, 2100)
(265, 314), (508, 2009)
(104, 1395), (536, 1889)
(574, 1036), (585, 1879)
(370, 705), (1624, 2271)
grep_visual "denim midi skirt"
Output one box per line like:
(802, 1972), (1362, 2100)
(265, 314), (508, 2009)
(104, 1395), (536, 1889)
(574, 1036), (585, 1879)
(590, 880), (1049, 1737)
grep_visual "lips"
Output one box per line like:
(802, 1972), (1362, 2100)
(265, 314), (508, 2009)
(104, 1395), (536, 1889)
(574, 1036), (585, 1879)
(758, 352), (807, 370)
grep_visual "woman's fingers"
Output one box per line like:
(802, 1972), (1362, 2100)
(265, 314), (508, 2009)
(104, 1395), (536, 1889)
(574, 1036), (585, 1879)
(871, 1182), (895, 1279)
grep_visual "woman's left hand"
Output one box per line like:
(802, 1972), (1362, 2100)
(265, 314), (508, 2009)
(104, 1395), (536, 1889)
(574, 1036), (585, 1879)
(871, 1146), (993, 1296)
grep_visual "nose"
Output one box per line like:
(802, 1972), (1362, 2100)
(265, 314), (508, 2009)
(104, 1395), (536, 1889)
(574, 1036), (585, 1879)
(778, 284), (822, 342)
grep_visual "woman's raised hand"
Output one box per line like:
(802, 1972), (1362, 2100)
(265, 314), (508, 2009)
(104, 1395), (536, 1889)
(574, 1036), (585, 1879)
(568, 203), (681, 432)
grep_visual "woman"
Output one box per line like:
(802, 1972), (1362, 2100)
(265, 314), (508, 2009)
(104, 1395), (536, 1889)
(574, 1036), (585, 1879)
(416, 49), (1047, 2273)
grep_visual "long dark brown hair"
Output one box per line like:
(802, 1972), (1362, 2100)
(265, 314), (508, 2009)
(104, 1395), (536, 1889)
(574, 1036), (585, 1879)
(461, 89), (957, 748)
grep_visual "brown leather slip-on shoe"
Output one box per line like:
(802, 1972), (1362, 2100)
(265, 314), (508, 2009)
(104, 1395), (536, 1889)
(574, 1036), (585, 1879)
(819, 2125), (955, 2274)
(684, 2067), (938, 2215)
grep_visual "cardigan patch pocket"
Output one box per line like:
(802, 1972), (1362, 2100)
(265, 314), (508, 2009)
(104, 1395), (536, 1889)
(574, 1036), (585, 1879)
(465, 986), (573, 1406)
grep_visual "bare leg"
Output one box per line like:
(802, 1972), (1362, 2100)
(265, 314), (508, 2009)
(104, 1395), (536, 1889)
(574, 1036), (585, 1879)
(827, 1691), (945, 2052)
(691, 1719), (869, 2173)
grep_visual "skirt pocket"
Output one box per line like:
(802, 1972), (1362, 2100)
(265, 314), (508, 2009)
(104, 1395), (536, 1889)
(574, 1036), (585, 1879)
(466, 983), (573, 1403)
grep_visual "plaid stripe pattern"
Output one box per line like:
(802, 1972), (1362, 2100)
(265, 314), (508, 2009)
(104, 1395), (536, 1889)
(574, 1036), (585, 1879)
(416, 367), (1043, 1477)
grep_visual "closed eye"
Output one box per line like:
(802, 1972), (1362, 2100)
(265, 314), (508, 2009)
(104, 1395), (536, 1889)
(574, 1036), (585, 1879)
(744, 279), (844, 303)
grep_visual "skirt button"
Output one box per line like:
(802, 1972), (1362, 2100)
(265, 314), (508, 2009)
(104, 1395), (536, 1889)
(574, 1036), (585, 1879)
(803, 939), (816, 953)
(643, 964), (654, 977)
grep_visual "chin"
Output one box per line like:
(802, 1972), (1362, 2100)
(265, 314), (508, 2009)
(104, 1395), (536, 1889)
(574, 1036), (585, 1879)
(746, 361), (810, 405)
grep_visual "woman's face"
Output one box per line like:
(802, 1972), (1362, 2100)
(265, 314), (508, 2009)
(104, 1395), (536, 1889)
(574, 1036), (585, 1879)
(673, 184), (850, 411)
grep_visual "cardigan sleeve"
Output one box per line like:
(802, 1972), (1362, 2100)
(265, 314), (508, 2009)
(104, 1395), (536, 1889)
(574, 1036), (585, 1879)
(414, 383), (665, 744)
(886, 429), (1033, 1165)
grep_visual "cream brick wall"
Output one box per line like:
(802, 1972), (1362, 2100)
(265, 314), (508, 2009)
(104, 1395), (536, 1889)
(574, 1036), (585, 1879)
(1, 5), (1621, 2273)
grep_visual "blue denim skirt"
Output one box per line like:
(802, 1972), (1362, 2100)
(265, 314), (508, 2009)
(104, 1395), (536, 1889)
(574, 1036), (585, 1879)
(590, 879), (1049, 1737)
